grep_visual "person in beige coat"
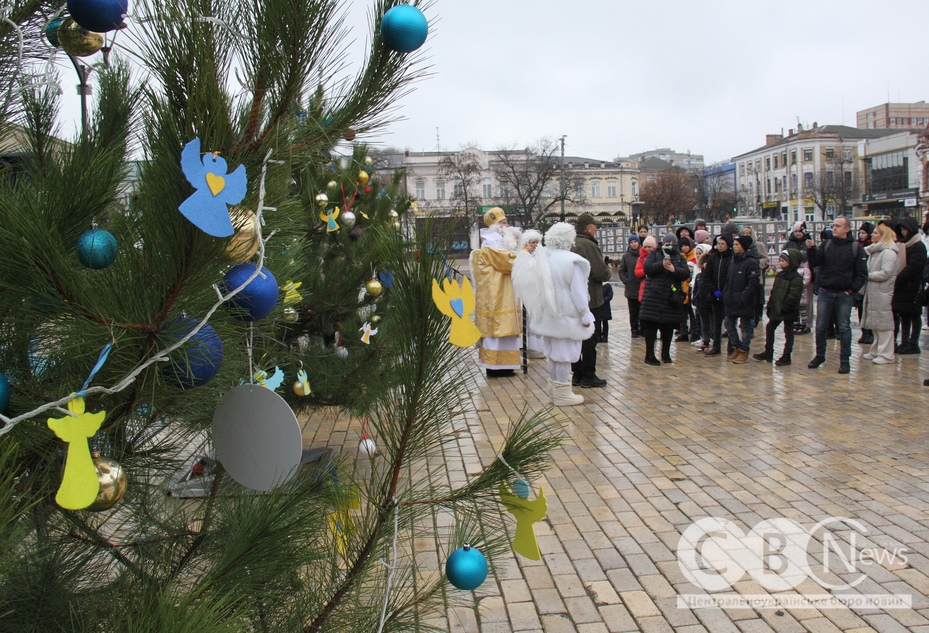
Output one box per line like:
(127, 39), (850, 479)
(861, 224), (900, 364)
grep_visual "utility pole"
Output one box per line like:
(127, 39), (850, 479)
(559, 135), (567, 222)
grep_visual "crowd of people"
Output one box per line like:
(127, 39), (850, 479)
(469, 207), (929, 407)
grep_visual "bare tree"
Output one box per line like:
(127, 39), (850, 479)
(639, 168), (696, 225)
(438, 147), (484, 235)
(492, 137), (585, 227)
(803, 150), (860, 219)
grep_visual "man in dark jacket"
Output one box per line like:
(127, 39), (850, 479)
(617, 236), (643, 337)
(571, 213), (612, 388)
(892, 216), (928, 354)
(805, 216), (869, 374)
(723, 234), (761, 363)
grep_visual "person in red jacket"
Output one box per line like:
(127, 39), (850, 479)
(635, 236), (658, 303)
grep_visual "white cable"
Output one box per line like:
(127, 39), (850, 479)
(376, 501), (399, 633)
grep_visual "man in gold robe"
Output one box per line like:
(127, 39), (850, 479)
(470, 207), (522, 377)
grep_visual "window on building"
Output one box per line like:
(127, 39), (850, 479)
(825, 148), (835, 159)
(575, 182), (585, 197)
(782, 176), (787, 191)
(825, 171), (834, 187)
(755, 159), (761, 171)
(890, 117), (896, 125)
(415, 178), (425, 199)
(844, 171), (852, 187)
(591, 181), (601, 198)
(542, 182), (553, 198)
(631, 180), (638, 197)
(740, 163), (745, 176)
(843, 148), (853, 161)
(765, 157), (771, 170)
(482, 178), (492, 198)
(791, 173), (798, 193)
(453, 179), (463, 198)
(866, 150), (908, 193)
(499, 183), (510, 199)
(766, 178), (771, 194)
(781, 152), (787, 166)
(791, 150), (797, 164)
(435, 179), (445, 200)
(773, 155), (778, 169)
(804, 172), (813, 188)
(774, 179), (780, 193)
(805, 207), (815, 222)
(607, 181), (617, 197)
(803, 149), (813, 161)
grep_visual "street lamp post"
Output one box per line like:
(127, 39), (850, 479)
(559, 135), (566, 222)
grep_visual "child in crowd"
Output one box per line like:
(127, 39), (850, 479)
(753, 249), (803, 366)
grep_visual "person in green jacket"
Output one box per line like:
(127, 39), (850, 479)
(753, 249), (804, 366)
(571, 213), (612, 388)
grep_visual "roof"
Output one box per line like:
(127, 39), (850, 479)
(732, 125), (903, 159)
(637, 156), (674, 171)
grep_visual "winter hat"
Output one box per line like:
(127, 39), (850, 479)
(792, 221), (806, 233)
(779, 250), (791, 262)
(722, 222), (739, 235)
(642, 236), (658, 249)
(694, 218), (708, 230)
(859, 222), (874, 235)
(575, 213), (598, 232)
(820, 228), (833, 241)
(628, 235), (640, 244)
(695, 243), (711, 256)
(734, 234), (753, 250)
(661, 233), (677, 244)
(694, 229), (710, 244)
(678, 236), (694, 250)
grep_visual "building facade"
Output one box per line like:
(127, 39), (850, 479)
(857, 101), (929, 130)
(625, 148), (704, 172)
(857, 130), (924, 218)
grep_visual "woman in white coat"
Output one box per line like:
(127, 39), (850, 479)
(862, 223), (900, 364)
(512, 223), (595, 406)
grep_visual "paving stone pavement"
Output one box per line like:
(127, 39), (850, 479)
(304, 293), (929, 633)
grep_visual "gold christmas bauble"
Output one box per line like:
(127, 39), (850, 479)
(357, 171), (370, 186)
(283, 307), (298, 322)
(57, 18), (104, 57)
(370, 314), (382, 324)
(315, 193), (329, 208)
(327, 180), (339, 193)
(226, 207), (260, 263)
(293, 380), (310, 396)
(388, 209), (399, 218)
(365, 279), (383, 297)
(392, 221), (402, 232)
(86, 455), (127, 512)
(364, 157), (373, 166)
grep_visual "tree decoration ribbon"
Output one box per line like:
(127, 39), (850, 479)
(179, 138), (248, 237)
(431, 277), (481, 347)
(47, 396), (106, 510)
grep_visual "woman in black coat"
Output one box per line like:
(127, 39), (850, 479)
(696, 234), (732, 356)
(639, 234), (691, 365)
(892, 217), (928, 354)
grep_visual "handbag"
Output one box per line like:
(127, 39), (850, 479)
(670, 281), (686, 308)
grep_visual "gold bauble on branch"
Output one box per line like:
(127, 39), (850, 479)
(392, 221), (402, 232)
(315, 193), (329, 208)
(282, 307), (298, 322)
(226, 207), (260, 263)
(365, 279), (383, 297)
(293, 380), (310, 396)
(326, 180), (339, 194)
(388, 209), (399, 218)
(357, 171), (370, 186)
(86, 455), (127, 512)
(364, 157), (373, 166)
(57, 17), (104, 57)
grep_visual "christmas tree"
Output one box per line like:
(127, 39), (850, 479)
(0, 1), (560, 631)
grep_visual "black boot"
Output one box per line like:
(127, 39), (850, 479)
(775, 355), (791, 366)
(753, 351), (773, 361)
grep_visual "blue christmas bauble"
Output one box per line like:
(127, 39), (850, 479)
(223, 263), (279, 321)
(380, 5), (428, 53)
(67, 0), (128, 32)
(162, 320), (224, 389)
(77, 228), (118, 269)
(0, 373), (10, 414)
(446, 545), (488, 591)
(512, 478), (530, 499)
(45, 16), (66, 47)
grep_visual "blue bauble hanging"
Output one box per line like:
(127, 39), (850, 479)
(45, 16), (66, 47)
(67, 0), (128, 32)
(380, 5), (428, 53)
(161, 320), (224, 389)
(223, 263), (278, 321)
(445, 544), (488, 591)
(512, 478), (530, 499)
(0, 373), (10, 414)
(77, 228), (118, 269)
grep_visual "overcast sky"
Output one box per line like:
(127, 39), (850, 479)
(53, 0), (928, 166)
(344, 0), (929, 164)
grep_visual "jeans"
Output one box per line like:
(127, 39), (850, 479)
(815, 289), (854, 362)
(724, 315), (754, 351)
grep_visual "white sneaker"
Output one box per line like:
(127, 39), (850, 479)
(862, 353), (875, 360)
(873, 357), (895, 364)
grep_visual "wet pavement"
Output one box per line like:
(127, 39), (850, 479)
(305, 294), (929, 633)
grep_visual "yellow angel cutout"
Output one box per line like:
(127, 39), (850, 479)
(281, 280), (303, 305)
(359, 322), (377, 344)
(431, 277), (482, 348)
(320, 206), (340, 232)
(499, 483), (548, 560)
(327, 487), (360, 556)
(47, 397), (106, 510)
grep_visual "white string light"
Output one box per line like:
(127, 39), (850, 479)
(376, 500), (399, 633)
(0, 148), (283, 435)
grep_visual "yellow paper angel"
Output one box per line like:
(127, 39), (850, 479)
(320, 206), (340, 232)
(327, 487), (360, 556)
(499, 483), (548, 560)
(281, 280), (303, 305)
(431, 277), (482, 348)
(47, 397), (106, 510)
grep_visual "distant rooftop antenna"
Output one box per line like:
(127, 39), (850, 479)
(436, 127), (440, 152)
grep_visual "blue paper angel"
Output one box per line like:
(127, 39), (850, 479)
(179, 138), (248, 237)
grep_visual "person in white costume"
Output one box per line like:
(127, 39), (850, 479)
(512, 222), (595, 406)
